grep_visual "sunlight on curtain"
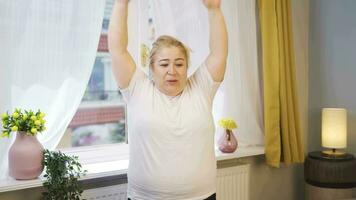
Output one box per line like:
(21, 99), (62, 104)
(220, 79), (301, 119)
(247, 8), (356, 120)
(214, 0), (264, 147)
(0, 0), (105, 179)
(138, 0), (264, 147)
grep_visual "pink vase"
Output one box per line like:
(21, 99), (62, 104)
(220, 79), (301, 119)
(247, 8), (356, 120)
(8, 132), (44, 180)
(218, 129), (238, 153)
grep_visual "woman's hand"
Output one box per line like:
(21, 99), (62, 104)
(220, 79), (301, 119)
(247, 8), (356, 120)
(203, 0), (227, 82)
(202, 0), (221, 10)
(109, 0), (137, 89)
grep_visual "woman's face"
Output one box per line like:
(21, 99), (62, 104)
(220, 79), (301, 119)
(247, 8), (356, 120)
(151, 46), (188, 96)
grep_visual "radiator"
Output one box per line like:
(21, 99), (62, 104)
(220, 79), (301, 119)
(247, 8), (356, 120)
(82, 164), (250, 200)
(216, 164), (250, 200)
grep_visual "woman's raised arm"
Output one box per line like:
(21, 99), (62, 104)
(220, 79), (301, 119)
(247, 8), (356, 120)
(203, 0), (228, 82)
(108, 0), (136, 89)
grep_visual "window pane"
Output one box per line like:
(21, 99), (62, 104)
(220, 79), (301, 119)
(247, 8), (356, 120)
(57, 0), (126, 149)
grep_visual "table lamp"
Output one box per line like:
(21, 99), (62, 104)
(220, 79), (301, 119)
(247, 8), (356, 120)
(321, 108), (347, 157)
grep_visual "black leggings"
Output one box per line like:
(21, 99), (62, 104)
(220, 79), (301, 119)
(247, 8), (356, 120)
(128, 193), (216, 200)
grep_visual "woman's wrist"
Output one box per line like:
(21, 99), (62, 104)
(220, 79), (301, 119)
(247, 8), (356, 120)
(207, 7), (222, 14)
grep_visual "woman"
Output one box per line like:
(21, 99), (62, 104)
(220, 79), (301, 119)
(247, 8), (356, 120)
(108, 0), (228, 199)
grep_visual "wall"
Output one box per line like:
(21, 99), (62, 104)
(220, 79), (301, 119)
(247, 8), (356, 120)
(215, 156), (303, 200)
(0, 175), (128, 200)
(309, 0), (356, 152)
(0, 159), (305, 200)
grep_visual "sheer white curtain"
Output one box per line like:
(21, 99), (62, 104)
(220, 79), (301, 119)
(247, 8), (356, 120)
(138, 0), (264, 147)
(214, 0), (264, 147)
(0, 0), (105, 179)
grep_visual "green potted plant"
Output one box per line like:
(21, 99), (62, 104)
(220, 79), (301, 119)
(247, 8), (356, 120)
(42, 149), (87, 200)
(1, 108), (46, 179)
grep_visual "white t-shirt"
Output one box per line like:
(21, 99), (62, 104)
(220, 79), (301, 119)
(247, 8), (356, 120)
(120, 63), (220, 200)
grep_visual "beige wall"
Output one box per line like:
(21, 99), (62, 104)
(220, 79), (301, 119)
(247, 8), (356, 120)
(292, 0), (309, 153)
(0, 188), (43, 200)
(217, 156), (304, 200)
(0, 159), (305, 200)
(245, 157), (304, 200)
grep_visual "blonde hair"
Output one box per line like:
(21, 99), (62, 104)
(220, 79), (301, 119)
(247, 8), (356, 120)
(149, 35), (190, 68)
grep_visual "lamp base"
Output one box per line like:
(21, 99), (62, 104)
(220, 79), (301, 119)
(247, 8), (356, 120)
(309, 151), (354, 161)
(323, 149), (345, 156)
(319, 149), (354, 160)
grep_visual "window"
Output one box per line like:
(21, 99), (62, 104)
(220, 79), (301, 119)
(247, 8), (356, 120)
(56, 0), (264, 149)
(57, 0), (127, 149)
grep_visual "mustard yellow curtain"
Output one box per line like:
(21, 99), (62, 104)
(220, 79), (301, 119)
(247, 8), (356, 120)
(258, 0), (304, 167)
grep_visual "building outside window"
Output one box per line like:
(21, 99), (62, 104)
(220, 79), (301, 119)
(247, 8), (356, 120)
(57, 0), (127, 148)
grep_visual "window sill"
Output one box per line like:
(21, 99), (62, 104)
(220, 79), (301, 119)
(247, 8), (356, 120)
(0, 144), (264, 193)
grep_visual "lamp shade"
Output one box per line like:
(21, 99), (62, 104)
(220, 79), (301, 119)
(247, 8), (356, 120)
(322, 108), (347, 149)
